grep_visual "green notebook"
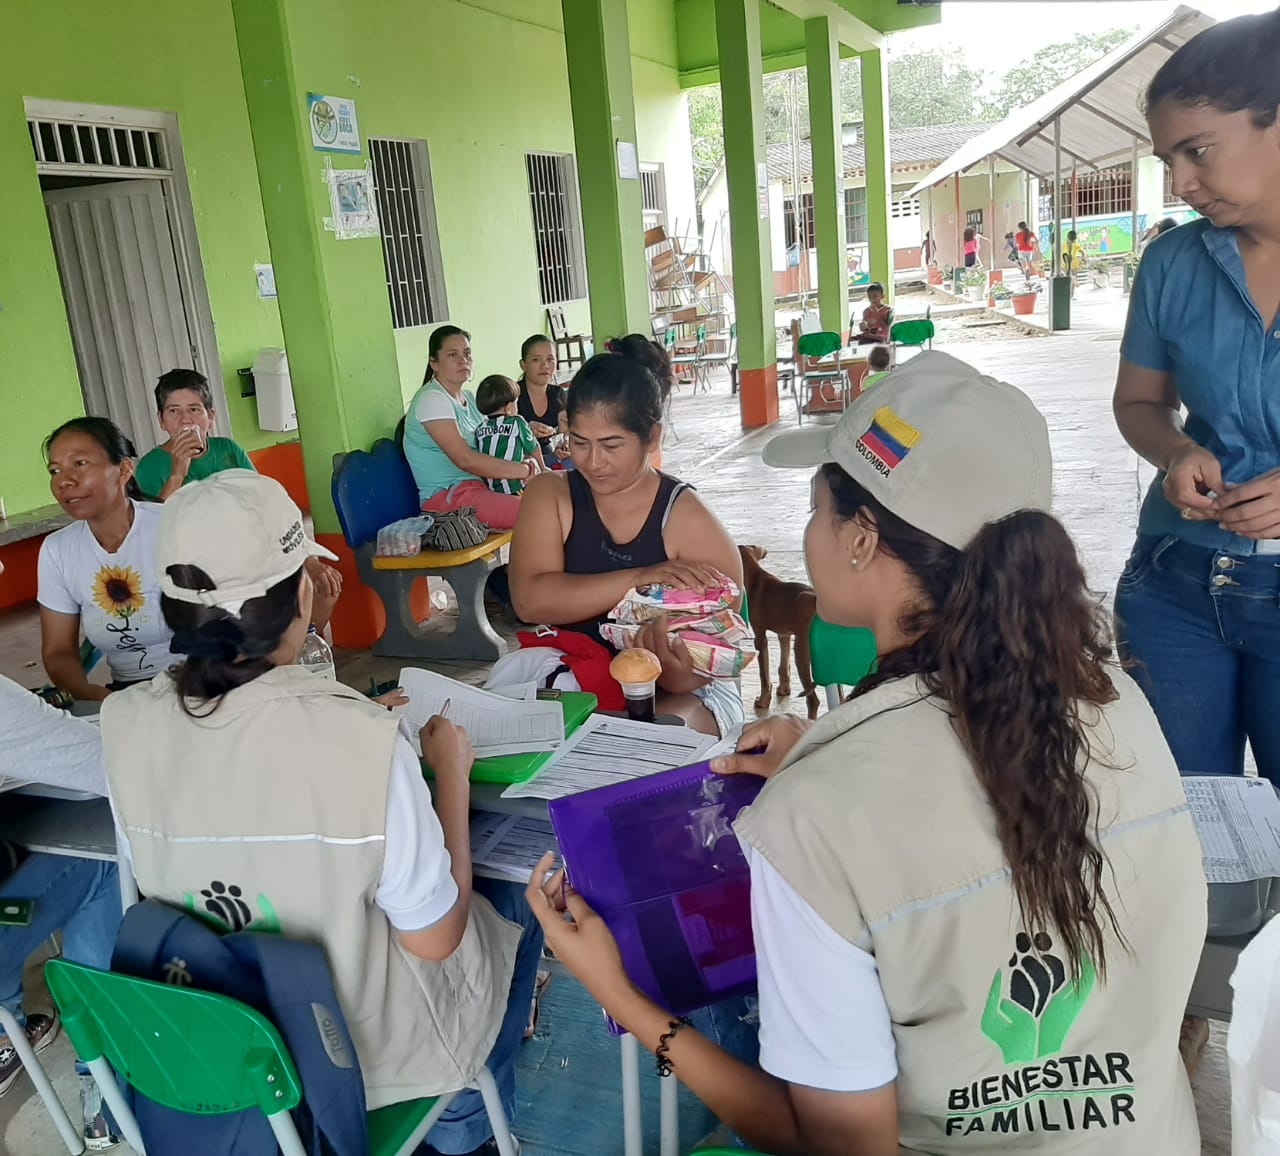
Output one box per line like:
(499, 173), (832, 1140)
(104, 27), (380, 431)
(421, 691), (598, 785)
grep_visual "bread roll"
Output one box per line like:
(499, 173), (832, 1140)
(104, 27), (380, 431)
(609, 648), (661, 684)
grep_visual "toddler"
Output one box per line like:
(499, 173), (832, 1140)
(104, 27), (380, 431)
(474, 375), (543, 496)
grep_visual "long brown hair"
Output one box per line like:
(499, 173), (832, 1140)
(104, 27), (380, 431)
(823, 463), (1123, 976)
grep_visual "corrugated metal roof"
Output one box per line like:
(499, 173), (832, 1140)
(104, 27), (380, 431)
(907, 4), (1215, 196)
(766, 121), (988, 183)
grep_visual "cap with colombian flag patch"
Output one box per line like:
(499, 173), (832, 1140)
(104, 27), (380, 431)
(763, 350), (1052, 550)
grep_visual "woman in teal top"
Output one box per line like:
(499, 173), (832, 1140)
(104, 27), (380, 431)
(402, 326), (537, 529)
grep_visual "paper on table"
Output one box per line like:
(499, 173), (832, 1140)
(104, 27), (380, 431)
(397, 667), (563, 757)
(470, 811), (559, 883)
(1184, 776), (1280, 884)
(502, 714), (718, 801)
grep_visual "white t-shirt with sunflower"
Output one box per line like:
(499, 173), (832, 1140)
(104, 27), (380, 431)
(38, 500), (175, 686)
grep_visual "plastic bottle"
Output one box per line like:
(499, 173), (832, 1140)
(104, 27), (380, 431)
(298, 625), (336, 680)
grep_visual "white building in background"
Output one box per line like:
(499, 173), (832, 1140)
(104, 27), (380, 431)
(698, 121), (1030, 297)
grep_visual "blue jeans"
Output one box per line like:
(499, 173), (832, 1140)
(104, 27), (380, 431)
(1115, 534), (1280, 783)
(425, 878), (545, 1154)
(0, 854), (122, 1072)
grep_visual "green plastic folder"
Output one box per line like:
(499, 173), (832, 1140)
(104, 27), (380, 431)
(421, 691), (598, 785)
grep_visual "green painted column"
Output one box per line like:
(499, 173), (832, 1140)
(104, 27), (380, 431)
(805, 16), (848, 338)
(562, 0), (651, 345)
(716, 0), (778, 428)
(232, 0), (405, 646)
(860, 47), (893, 303)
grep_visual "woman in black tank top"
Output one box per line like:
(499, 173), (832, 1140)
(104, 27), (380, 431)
(508, 335), (744, 735)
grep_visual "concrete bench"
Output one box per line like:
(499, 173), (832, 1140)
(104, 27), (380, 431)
(332, 439), (510, 662)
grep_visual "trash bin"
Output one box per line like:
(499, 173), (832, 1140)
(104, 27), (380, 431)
(1049, 275), (1072, 331)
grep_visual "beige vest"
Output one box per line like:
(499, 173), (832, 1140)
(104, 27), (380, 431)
(736, 670), (1206, 1153)
(102, 666), (520, 1109)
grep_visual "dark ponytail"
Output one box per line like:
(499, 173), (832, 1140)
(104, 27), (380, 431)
(566, 333), (672, 441)
(422, 324), (470, 384)
(44, 416), (144, 502)
(824, 464), (1122, 979)
(161, 564), (304, 716)
(1147, 9), (1280, 127)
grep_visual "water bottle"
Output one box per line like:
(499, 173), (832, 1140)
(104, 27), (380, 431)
(298, 625), (336, 680)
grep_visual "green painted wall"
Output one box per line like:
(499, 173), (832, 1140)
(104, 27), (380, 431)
(0, 0), (694, 516)
(0, 0), (285, 516)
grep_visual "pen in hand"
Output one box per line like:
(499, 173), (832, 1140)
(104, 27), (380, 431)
(440, 698), (451, 720)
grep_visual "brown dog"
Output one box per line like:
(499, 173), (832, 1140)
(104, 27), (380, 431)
(739, 545), (820, 720)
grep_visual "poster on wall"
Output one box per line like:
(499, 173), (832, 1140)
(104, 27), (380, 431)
(308, 94), (361, 154)
(757, 163), (769, 219)
(323, 163), (379, 239)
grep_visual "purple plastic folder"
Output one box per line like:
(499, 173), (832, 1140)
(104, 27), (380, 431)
(548, 760), (763, 1032)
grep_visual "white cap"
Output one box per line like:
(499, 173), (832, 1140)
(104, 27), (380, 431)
(764, 351), (1051, 550)
(156, 470), (336, 615)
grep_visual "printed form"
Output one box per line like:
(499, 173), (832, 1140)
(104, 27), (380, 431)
(470, 811), (559, 882)
(502, 715), (718, 802)
(1184, 775), (1280, 884)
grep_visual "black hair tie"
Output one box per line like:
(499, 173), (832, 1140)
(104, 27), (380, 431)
(171, 618), (246, 662)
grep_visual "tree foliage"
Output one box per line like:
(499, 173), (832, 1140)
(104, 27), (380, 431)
(982, 29), (1135, 119)
(687, 29), (1136, 197)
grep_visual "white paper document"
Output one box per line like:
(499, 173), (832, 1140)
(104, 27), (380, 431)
(502, 715), (718, 801)
(470, 811), (559, 883)
(397, 667), (564, 758)
(1184, 776), (1280, 884)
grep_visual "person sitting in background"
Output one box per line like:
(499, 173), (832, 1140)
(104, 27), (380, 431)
(861, 345), (893, 390)
(509, 335), (744, 737)
(2, 553), (123, 1147)
(133, 368), (344, 631)
(853, 282), (893, 346)
(515, 336), (567, 466)
(39, 417), (174, 701)
(134, 369), (254, 502)
(403, 326), (536, 531)
(101, 471), (543, 1154)
(474, 375), (544, 496)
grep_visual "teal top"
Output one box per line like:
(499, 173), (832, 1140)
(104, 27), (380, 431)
(402, 381), (484, 504)
(134, 436), (255, 498)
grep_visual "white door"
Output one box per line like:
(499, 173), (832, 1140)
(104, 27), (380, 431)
(44, 179), (198, 455)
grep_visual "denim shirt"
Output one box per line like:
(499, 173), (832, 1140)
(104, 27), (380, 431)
(1121, 218), (1280, 552)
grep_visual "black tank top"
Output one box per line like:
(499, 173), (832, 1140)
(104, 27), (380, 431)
(562, 469), (689, 641)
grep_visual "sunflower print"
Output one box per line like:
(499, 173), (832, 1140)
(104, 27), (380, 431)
(92, 564), (146, 619)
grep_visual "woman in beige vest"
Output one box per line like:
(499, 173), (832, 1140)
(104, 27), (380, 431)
(101, 470), (541, 1156)
(528, 353), (1207, 1154)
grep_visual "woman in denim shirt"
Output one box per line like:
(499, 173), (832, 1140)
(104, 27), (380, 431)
(1114, 10), (1280, 784)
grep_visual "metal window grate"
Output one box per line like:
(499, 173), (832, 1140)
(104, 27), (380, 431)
(369, 137), (448, 329)
(640, 164), (665, 220)
(526, 152), (587, 306)
(1162, 165), (1184, 209)
(844, 186), (868, 246)
(782, 193), (815, 251)
(1042, 163), (1134, 219)
(28, 117), (168, 174)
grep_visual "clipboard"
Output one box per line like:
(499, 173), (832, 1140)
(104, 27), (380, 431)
(549, 760), (762, 1033)
(421, 691), (598, 784)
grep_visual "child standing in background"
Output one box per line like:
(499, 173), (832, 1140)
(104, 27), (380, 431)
(474, 375), (544, 496)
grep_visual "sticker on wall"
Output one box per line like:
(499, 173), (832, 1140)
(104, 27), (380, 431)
(322, 162), (379, 240)
(616, 140), (639, 180)
(254, 263), (277, 299)
(307, 94), (361, 154)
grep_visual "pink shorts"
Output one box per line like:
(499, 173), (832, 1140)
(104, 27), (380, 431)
(422, 479), (521, 530)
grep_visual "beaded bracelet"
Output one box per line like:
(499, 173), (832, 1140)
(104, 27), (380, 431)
(655, 1016), (693, 1078)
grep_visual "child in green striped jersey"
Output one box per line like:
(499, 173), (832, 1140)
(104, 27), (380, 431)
(474, 375), (544, 496)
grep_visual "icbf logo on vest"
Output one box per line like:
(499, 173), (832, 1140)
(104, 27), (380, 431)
(944, 932), (1135, 1138)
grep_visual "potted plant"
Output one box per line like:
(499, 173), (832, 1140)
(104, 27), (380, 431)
(963, 269), (986, 302)
(1090, 257), (1110, 289)
(1122, 252), (1140, 294)
(990, 282), (1013, 310)
(927, 262), (944, 286)
(1011, 283), (1039, 316)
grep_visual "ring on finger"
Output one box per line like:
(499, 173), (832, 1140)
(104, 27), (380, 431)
(1180, 507), (1194, 520)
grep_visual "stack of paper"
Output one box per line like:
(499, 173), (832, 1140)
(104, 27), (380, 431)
(502, 714), (719, 801)
(397, 667), (565, 758)
(470, 811), (559, 882)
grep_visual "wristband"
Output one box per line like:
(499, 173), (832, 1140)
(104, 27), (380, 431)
(655, 1016), (692, 1078)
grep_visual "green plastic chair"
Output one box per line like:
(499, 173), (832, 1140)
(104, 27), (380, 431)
(809, 614), (878, 710)
(795, 330), (846, 420)
(45, 959), (475, 1156)
(889, 305), (934, 355)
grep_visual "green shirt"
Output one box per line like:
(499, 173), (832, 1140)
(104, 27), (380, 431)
(862, 370), (890, 390)
(474, 414), (537, 495)
(135, 436), (256, 498)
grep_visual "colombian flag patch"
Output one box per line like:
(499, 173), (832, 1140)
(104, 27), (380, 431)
(856, 406), (921, 475)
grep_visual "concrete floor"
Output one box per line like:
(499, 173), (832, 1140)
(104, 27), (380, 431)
(1, 286), (1233, 1152)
